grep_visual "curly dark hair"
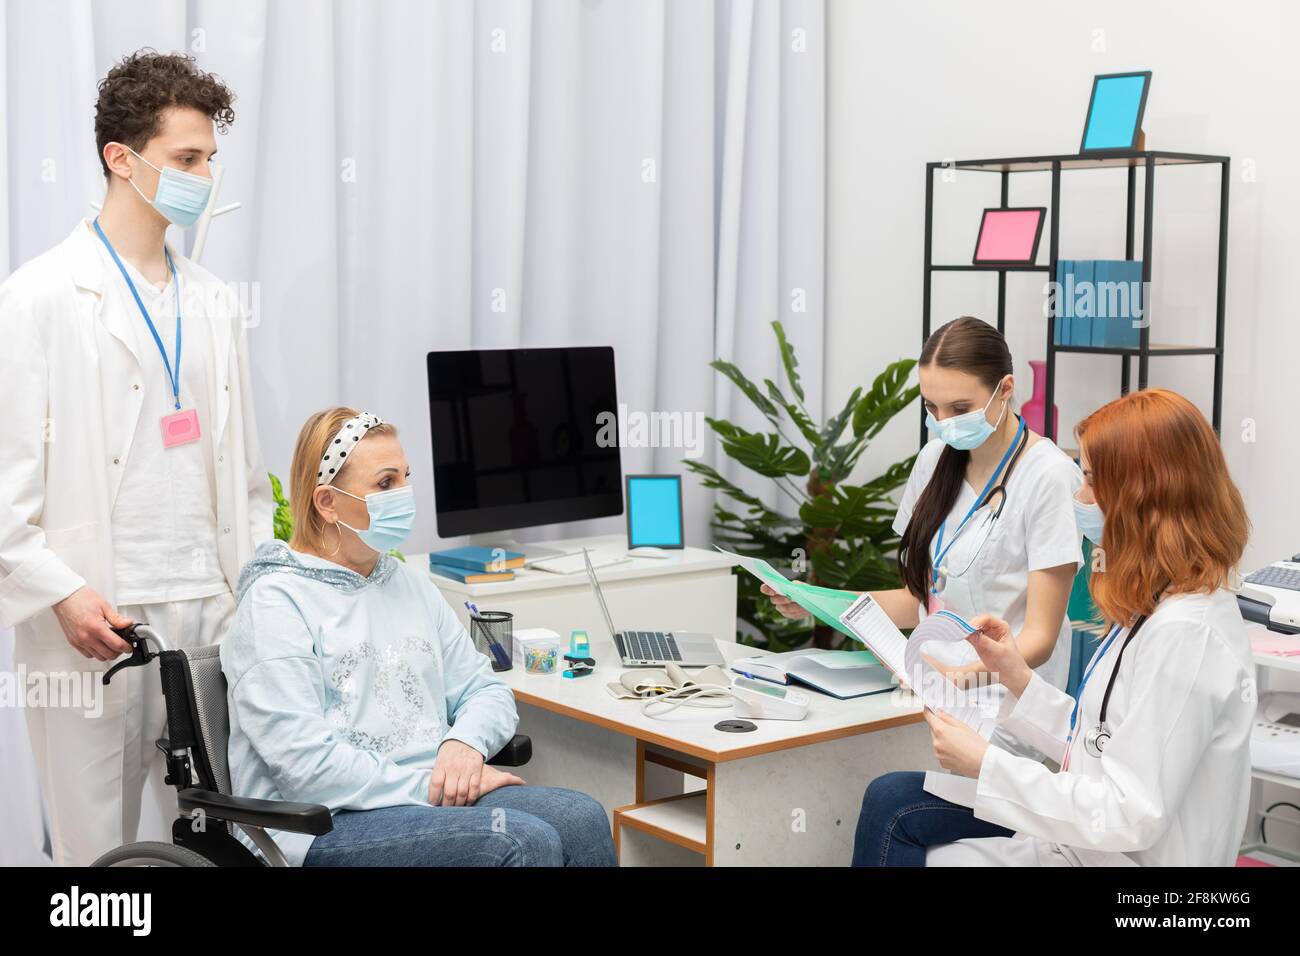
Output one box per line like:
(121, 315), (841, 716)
(94, 49), (236, 177)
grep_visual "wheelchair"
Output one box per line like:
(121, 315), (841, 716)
(92, 623), (532, 866)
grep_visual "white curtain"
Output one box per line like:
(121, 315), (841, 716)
(715, 0), (825, 511)
(0, 0), (824, 859)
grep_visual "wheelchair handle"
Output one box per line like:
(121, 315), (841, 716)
(103, 623), (167, 686)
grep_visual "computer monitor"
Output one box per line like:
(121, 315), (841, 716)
(427, 346), (624, 538)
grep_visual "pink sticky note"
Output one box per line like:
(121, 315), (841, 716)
(161, 408), (201, 448)
(974, 209), (1044, 263)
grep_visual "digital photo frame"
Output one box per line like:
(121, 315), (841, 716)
(1080, 71), (1152, 152)
(972, 207), (1046, 266)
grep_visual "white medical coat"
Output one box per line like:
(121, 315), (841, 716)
(0, 219), (273, 631)
(928, 589), (1254, 866)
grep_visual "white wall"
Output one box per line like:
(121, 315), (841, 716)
(826, 0), (1299, 575)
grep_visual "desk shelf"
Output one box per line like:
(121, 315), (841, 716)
(613, 792), (709, 859)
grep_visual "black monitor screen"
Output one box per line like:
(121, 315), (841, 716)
(427, 346), (623, 537)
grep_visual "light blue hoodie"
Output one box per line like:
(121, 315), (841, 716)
(220, 540), (518, 865)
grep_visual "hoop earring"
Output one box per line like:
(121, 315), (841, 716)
(326, 522), (344, 557)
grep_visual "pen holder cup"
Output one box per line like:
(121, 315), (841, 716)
(471, 611), (514, 672)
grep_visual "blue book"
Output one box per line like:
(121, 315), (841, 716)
(1091, 260), (1111, 346)
(1113, 260), (1142, 347)
(428, 560), (515, 584)
(428, 545), (526, 572)
(1054, 260), (1071, 345)
(1072, 260), (1094, 346)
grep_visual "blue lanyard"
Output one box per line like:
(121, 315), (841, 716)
(92, 217), (183, 411)
(931, 415), (1026, 590)
(1065, 623), (1123, 743)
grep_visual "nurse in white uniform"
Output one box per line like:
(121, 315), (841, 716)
(765, 316), (1083, 744)
(863, 387), (1254, 866)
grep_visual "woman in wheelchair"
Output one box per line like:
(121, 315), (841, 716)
(219, 407), (616, 866)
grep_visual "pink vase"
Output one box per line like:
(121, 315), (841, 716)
(1021, 360), (1057, 437)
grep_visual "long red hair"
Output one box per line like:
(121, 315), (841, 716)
(1076, 388), (1249, 626)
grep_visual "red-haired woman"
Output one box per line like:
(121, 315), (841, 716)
(858, 388), (1255, 866)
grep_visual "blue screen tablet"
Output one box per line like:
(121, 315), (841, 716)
(626, 475), (684, 548)
(1081, 72), (1150, 152)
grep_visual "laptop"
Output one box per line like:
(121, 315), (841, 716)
(582, 548), (725, 667)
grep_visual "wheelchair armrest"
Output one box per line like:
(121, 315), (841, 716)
(177, 788), (333, 836)
(487, 734), (532, 767)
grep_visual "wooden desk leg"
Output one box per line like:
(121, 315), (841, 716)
(709, 720), (936, 866)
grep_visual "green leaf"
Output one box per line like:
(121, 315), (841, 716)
(800, 485), (898, 538)
(683, 459), (769, 512)
(771, 320), (805, 403)
(853, 359), (920, 440)
(710, 359), (781, 421)
(816, 386), (864, 477)
(764, 378), (821, 447)
(706, 418), (811, 478)
(269, 471), (294, 542)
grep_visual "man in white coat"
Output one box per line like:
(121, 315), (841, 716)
(0, 51), (272, 865)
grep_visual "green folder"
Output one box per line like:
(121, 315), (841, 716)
(721, 549), (880, 662)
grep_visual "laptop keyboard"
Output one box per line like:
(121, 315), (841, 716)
(623, 630), (682, 661)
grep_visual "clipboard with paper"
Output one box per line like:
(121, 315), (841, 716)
(837, 592), (996, 728)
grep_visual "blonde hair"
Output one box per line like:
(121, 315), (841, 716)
(288, 407), (398, 553)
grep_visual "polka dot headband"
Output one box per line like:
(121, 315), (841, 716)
(316, 411), (385, 485)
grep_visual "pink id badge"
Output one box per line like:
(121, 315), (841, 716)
(161, 408), (201, 448)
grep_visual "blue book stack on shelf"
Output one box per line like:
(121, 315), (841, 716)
(1056, 259), (1142, 347)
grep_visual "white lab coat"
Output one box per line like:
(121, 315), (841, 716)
(927, 588), (1254, 866)
(0, 220), (273, 863)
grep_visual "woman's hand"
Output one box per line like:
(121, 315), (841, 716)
(430, 740), (525, 806)
(966, 614), (1033, 698)
(430, 739), (487, 806)
(924, 709), (990, 778)
(478, 765), (526, 798)
(761, 582), (810, 620)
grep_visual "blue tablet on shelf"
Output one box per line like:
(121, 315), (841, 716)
(1080, 71), (1151, 152)
(625, 474), (684, 549)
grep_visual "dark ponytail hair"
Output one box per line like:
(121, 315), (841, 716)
(898, 317), (1014, 602)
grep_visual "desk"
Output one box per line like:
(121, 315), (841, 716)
(423, 534), (936, 865)
(499, 634), (935, 866)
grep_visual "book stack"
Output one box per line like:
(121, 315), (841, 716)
(427, 546), (525, 584)
(1054, 259), (1143, 348)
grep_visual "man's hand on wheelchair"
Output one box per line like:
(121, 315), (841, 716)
(52, 586), (134, 661)
(429, 739), (524, 807)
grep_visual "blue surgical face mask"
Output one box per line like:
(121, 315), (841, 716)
(125, 145), (213, 227)
(925, 378), (1009, 451)
(1073, 494), (1104, 545)
(335, 485), (416, 554)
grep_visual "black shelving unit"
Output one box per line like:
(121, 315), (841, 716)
(921, 149), (1230, 446)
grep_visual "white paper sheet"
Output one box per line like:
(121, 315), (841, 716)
(839, 595), (990, 728)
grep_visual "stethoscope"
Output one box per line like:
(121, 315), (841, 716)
(930, 415), (1029, 594)
(1065, 613), (1149, 764)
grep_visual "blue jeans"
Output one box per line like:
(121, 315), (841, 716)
(302, 785), (617, 867)
(853, 771), (1014, 867)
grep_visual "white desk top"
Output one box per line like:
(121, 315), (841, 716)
(501, 631), (924, 763)
(418, 534), (736, 597)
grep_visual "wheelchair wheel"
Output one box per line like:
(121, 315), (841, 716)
(92, 841), (217, 867)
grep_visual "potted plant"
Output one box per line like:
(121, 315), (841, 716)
(684, 321), (918, 651)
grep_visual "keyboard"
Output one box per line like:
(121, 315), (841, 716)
(1245, 565), (1300, 592)
(621, 630), (682, 662)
